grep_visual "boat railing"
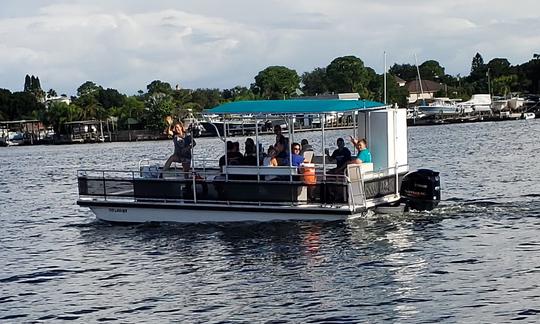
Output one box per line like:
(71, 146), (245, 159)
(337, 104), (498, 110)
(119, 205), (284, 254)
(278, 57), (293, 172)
(77, 167), (353, 207)
(138, 158), (219, 170)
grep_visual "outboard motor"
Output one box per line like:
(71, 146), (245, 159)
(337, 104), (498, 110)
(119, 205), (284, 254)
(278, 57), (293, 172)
(400, 169), (440, 211)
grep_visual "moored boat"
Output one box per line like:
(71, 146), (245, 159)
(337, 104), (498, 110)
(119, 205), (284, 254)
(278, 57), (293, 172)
(77, 99), (441, 223)
(522, 112), (535, 120)
(417, 97), (462, 117)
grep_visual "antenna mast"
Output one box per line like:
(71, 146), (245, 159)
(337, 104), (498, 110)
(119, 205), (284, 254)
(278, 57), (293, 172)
(414, 53), (425, 104)
(384, 51), (387, 105)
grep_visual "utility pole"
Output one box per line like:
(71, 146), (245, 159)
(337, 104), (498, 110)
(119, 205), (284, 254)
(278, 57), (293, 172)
(414, 54), (425, 105)
(487, 68), (491, 97)
(384, 51), (387, 105)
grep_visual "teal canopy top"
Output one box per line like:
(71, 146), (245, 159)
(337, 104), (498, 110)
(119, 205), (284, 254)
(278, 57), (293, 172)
(207, 99), (386, 115)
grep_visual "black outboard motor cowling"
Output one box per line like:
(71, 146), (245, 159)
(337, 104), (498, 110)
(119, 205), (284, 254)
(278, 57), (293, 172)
(400, 169), (440, 211)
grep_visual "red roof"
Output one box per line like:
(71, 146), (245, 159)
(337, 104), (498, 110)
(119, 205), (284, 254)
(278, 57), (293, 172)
(406, 80), (442, 93)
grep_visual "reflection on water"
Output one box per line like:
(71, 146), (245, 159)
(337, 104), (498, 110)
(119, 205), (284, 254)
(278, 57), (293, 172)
(1, 120), (540, 322)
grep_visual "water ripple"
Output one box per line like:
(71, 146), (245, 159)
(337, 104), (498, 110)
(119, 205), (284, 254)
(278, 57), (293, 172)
(1, 122), (540, 322)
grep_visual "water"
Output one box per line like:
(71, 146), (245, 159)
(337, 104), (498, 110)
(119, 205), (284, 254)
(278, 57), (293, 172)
(1, 120), (540, 322)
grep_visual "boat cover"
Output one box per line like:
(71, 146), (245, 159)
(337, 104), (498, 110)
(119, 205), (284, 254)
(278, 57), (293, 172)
(208, 99), (386, 115)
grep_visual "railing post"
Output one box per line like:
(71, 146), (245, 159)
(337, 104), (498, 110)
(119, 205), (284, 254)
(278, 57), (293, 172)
(255, 116), (260, 183)
(192, 170), (197, 203)
(393, 107), (399, 197)
(102, 171), (107, 200)
(347, 170), (355, 211)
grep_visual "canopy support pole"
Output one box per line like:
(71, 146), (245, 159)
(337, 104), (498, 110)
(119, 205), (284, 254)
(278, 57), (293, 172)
(255, 116), (260, 183)
(321, 114), (326, 180)
(287, 116), (293, 183)
(224, 121), (228, 182)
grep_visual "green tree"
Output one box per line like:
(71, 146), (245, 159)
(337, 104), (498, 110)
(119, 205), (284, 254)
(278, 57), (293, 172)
(492, 75), (519, 95)
(469, 52), (487, 82)
(254, 66), (300, 99)
(183, 102), (203, 112)
(147, 80), (173, 96)
(47, 89), (57, 98)
(222, 86), (256, 101)
(366, 72), (408, 107)
(419, 60), (445, 81)
(515, 58), (540, 93)
(326, 56), (370, 96)
(108, 96), (145, 129)
(96, 88), (126, 109)
(32, 76), (41, 92)
(5, 91), (44, 120)
(44, 102), (82, 134)
(23, 75), (45, 100)
(487, 58), (511, 79)
(190, 88), (222, 110)
(0, 89), (12, 121)
(301, 67), (328, 96)
(76, 94), (103, 120)
(143, 94), (175, 130)
(77, 81), (102, 97)
(466, 53), (490, 93)
(24, 75), (31, 92)
(388, 63), (417, 81)
(171, 88), (193, 107)
(123, 96), (145, 120)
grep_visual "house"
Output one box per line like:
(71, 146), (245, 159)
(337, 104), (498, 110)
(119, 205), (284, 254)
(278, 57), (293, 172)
(406, 80), (442, 103)
(300, 93), (361, 100)
(45, 95), (72, 108)
(394, 75), (406, 87)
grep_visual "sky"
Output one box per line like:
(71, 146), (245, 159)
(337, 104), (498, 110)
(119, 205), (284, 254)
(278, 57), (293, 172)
(0, 0), (539, 96)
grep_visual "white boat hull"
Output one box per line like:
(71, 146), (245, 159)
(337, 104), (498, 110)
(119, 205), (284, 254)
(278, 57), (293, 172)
(87, 205), (355, 223)
(80, 192), (404, 224)
(523, 112), (535, 120)
(418, 105), (460, 116)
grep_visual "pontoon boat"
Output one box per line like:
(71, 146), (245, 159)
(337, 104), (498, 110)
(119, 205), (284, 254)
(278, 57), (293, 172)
(77, 99), (440, 223)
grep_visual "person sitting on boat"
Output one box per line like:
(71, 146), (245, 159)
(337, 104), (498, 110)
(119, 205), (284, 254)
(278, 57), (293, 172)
(274, 141), (287, 164)
(219, 141), (233, 170)
(350, 137), (372, 163)
(262, 146), (279, 181)
(242, 138), (258, 166)
(232, 141), (244, 162)
(263, 146), (278, 167)
(274, 124), (283, 143)
(219, 141), (243, 171)
(274, 125), (289, 155)
(283, 142), (305, 167)
(324, 137), (352, 173)
(163, 121), (195, 176)
(299, 139), (314, 156)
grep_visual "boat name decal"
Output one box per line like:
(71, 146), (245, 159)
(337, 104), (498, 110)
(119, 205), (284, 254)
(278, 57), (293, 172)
(108, 208), (128, 213)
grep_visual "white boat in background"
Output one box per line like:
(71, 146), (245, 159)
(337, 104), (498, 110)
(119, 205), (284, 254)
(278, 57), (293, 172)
(458, 94), (492, 114)
(417, 98), (462, 116)
(77, 99), (441, 224)
(522, 112), (535, 120)
(492, 95), (529, 112)
(6, 131), (25, 146)
(406, 107), (426, 119)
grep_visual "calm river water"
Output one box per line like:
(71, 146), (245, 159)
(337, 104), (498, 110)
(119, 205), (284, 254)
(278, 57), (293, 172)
(1, 120), (540, 323)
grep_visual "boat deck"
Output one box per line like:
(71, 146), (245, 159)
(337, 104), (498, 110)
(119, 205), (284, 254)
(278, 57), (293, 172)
(78, 162), (403, 214)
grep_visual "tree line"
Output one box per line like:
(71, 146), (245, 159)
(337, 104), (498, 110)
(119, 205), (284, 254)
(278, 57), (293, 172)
(1, 53), (539, 134)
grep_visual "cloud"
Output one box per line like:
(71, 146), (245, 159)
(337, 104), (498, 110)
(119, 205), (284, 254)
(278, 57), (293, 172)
(0, 0), (539, 95)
